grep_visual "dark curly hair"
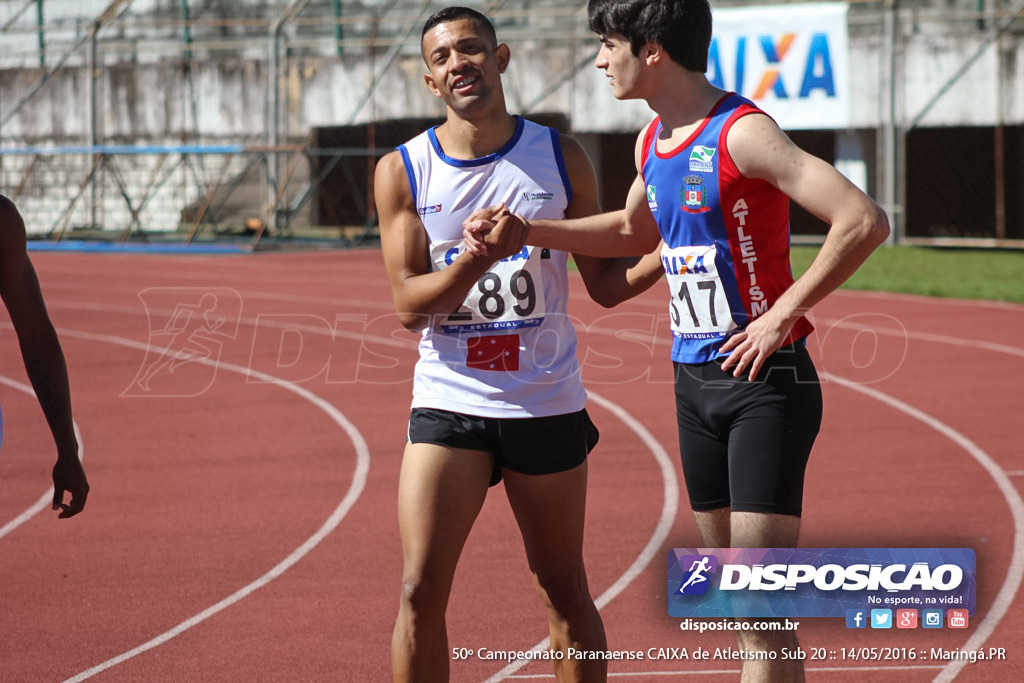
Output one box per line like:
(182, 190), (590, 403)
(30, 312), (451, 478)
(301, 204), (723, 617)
(587, 0), (712, 72)
(421, 6), (498, 47)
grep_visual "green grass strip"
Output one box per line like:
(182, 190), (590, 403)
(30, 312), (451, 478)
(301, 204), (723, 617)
(790, 245), (1024, 304)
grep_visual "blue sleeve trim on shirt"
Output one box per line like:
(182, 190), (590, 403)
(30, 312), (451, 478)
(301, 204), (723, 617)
(549, 128), (573, 205)
(397, 144), (417, 204)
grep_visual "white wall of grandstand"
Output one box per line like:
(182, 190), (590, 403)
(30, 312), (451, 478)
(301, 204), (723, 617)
(0, 0), (1021, 245)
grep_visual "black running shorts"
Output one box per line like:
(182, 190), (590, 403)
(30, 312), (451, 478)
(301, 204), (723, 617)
(407, 407), (599, 486)
(673, 342), (823, 516)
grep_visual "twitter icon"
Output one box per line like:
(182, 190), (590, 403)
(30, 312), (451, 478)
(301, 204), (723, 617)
(871, 609), (893, 629)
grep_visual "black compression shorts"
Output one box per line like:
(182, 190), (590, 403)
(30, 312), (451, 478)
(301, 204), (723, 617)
(407, 407), (599, 486)
(673, 342), (823, 516)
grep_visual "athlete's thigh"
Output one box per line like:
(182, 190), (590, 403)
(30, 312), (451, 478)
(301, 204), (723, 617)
(397, 442), (494, 577)
(726, 344), (822, 515)
(674, 362), (731, 511)
(502, 462), (589, 572)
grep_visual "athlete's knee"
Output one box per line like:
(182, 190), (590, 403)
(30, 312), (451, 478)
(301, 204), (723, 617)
(398, 574), (449, 617)
(532, 565), (593, 617)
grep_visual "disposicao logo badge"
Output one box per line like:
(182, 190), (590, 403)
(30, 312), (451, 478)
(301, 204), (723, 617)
(667, 548), (976, 619)
(676, 554), (718, 595)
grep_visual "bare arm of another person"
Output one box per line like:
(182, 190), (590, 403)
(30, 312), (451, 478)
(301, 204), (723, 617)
(466, 128), (665, 308)
(554, 134), (660, 307)
(464, 124), (662, 259)
(718, 114), (891, 380)
(0, 195), (89, 518)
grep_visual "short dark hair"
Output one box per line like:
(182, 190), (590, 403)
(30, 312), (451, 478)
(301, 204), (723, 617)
(421, 6), (498, 47)
(587, 0), (712, 72)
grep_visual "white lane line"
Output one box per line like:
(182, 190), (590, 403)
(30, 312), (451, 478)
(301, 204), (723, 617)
(500, 370), (1021, 681)
(46, 298), (1024, 364)
(814, 317), (1024, 360)
(26, 289), (1023, 681)
(40, 300), (416, 350)
(823, 373), (1024, 683)
(830, 289), (1024, 312)
(43, 283), (394, 313)
(46, 328), (370, 683)
(482, 390), (680, 683)
(0, 375), (86, 539)
(497, 371), (1021, 681)
(607, 318), (1024, 362)
(573, 282), (1024, 314)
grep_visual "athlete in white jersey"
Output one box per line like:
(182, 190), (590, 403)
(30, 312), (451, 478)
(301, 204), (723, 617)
(400, 115), (586, 418)
(374, 8), (632, 683)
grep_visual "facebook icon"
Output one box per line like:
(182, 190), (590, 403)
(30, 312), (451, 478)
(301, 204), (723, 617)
(846, 609), (867, 629)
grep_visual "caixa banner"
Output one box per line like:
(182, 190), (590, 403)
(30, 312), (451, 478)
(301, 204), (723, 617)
(707, 3), (850, 130)
(668, 548), (976, 618)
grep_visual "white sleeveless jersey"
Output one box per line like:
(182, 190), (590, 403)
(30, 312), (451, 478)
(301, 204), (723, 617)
(398, 116), (587, 418)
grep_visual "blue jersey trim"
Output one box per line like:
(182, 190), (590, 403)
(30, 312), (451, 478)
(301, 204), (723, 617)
(427, 116), (526, 168)
(548, 128), (573, 205)
(397, 144), (418, 205)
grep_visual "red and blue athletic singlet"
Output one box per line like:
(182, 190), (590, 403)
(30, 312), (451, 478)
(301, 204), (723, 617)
(640, 93), (814, 364)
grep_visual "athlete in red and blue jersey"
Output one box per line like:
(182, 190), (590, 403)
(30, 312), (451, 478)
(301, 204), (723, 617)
(464, 1), (889, 680)
(639, 93), (815, 364)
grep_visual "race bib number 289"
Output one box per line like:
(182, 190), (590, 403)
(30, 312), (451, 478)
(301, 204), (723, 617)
(431, 240), (546, 334)
(661, 244), (736, 339)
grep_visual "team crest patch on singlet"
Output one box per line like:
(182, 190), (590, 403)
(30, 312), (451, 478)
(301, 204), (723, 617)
(689, 146), (716, 173)
(647, 184), (658, 212)
(682, 176), (710, 214)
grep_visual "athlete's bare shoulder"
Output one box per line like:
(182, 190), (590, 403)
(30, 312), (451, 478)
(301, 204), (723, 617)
(726, 112), (802, 182)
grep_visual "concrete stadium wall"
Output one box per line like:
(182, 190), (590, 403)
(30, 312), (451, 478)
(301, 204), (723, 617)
(1, 32), (1022, 143)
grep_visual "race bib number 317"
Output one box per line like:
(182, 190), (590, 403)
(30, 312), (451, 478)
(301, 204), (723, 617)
(431, 240), (547, 334)
(661, 244), (736, 339)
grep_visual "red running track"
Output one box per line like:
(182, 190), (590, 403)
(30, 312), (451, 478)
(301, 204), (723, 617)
(0, 248), (1021, 682)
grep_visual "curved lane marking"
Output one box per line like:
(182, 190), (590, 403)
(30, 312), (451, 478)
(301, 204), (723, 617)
(0, 374), (86, 539)
(483, 389), (680, 683)
(43, 328), (371, 683)
(29, 291), (1023, 681)
(823, 373), (1023, 683)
